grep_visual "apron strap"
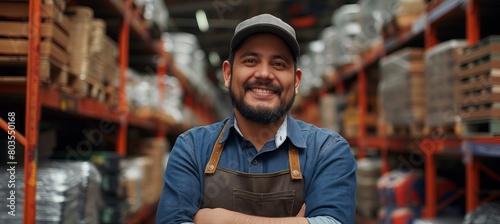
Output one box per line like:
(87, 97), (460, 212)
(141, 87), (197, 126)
(204, 121), (303, 180)
(288, 144), (302, 180)
(205, 122), (229, 174)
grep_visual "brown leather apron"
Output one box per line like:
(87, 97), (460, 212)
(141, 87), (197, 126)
(201, 122), (305, 217)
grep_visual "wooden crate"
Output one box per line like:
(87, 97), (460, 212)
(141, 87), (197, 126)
(456, 36), (500, 121)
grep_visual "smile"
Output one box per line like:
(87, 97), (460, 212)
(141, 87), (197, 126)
(251, 88), (275, 94)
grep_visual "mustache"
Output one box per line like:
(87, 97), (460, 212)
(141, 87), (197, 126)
(244, 80), (282, 93)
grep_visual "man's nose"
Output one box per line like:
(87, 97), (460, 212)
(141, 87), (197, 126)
(255, 63), (273, 79)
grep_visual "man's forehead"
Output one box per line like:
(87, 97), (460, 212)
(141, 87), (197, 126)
(236, 34), (294, 58)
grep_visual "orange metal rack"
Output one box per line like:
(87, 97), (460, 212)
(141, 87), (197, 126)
(0, 0), (178, 223)
(298, 0), (500, 221)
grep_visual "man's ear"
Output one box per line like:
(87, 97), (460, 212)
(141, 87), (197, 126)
(222, 60), (231, 88)
(295, 68), (302, 95)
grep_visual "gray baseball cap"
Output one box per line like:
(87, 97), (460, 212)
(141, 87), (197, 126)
(230, 14), (300, 59)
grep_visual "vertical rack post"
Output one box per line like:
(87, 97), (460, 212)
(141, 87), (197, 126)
(157, 39), (168, 137)
(117, 0), (132, 155)
(357, 69), (367, 159)
(24, 0), (42, 222)
(425, 5), (439, 50)
(422, 140), (437, 218)
(464, 141), (480, 212)
(466, 0), (480, 45)
(465, 0), (480, 213)
(422, 7), (438, 218)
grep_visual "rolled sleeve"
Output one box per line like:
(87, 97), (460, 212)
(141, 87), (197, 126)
(307, 216), (343, 224)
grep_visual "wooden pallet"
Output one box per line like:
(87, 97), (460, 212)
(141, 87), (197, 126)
(386, 122), (425, 137)
(463, 119), (500, 136)
(69, 73), (104, 100)
(0, 2), (70, 66)
(0, 56), (68, 88)
(103, 86), (117, 107)
(456, 36), (500, 121)
(423, 124), (461, 137)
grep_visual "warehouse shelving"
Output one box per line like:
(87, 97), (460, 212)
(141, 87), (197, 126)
(296, 0), (500, 221)
(0, 0), (214, 223)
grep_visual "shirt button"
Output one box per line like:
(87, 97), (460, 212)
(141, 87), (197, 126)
(252, 160), (258, 165)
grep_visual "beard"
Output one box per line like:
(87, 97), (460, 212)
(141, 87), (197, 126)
(229, 79), (295, 124)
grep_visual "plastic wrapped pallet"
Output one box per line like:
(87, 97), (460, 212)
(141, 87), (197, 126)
(414, 217), (465, 224)
(331, 4), (366, 66)
(319, 93), (342, 133)
(298, 54), (314, 95)
(319, 26), (337, 74)
(356, 158), (382, 218)
(0, 161), (102, 224)
(379, 48), (426, 133)
(463, 200), (500, 224)
(357, 0), (385, 50)
(425, 40), (468, 127)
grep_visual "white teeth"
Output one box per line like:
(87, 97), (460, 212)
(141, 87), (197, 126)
(252, 88), (273, 94)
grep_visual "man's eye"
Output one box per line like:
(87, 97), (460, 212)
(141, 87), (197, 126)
(244, 58), (256, 63)
(273, 62), (286, 68)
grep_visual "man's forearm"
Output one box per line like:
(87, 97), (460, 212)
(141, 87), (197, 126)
(194, 208), (309, 224)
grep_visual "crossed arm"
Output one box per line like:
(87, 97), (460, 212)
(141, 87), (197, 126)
(193, 204), (308, 224)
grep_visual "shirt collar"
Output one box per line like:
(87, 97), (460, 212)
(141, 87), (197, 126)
(232, 116), (288, 148)
(219, 113), (306, 149)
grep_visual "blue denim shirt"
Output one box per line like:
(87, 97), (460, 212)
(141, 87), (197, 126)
(156, 113), (357, 223)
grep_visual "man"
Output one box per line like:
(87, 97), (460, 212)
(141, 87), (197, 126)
(156, 14), (357, 224)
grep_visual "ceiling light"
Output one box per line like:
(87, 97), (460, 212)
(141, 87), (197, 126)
(208, 51), (221, 67)
(196, 10), (209, 32)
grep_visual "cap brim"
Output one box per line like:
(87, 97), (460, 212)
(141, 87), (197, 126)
(230, 24), (300, 58)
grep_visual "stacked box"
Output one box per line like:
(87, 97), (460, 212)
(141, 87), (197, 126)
(122, 156), (153, 216)
(0, 1), (71, 86)
(66, 6), (93, 79)
(128, 137), (169, 205)
(456, 36), (500, 135)
(101, 36), (119, 87)
(66, 6), (95, 96)
(395, 0), (426, 28)
(87, 19), (107, 83)
(425, 40), (468, 127)
(379, 48), (426, 135)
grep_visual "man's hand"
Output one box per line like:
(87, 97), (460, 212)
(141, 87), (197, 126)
(194, 208), (230, 224)
(296, 204), (306, 217)
(194, 207), (309, 224)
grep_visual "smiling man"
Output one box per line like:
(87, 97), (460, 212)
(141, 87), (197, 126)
(156, 14), (357, 224)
